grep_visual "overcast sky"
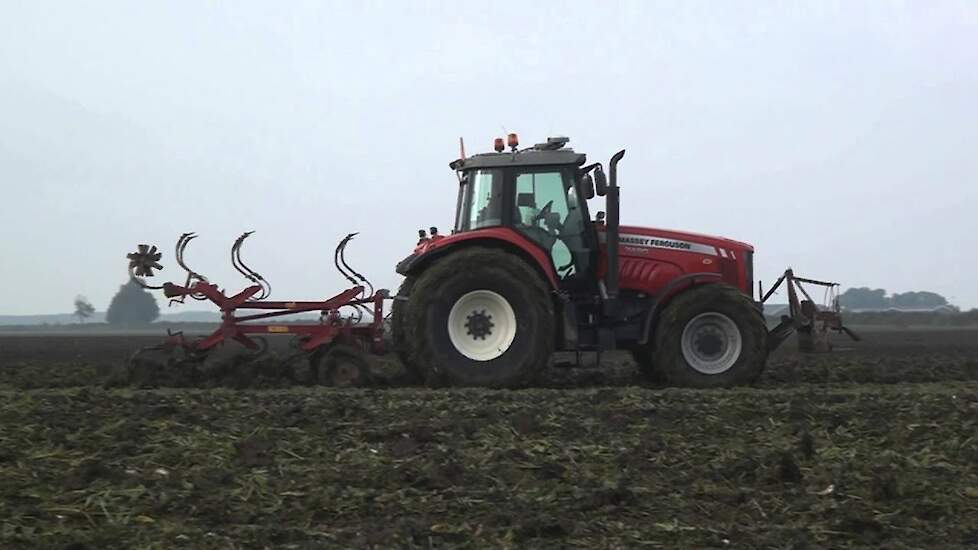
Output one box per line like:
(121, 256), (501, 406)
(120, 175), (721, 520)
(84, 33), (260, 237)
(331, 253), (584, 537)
(1, 1), (976, 315)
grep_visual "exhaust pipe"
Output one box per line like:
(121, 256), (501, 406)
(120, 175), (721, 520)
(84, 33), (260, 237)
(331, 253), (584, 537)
(604, 149), (626, 316)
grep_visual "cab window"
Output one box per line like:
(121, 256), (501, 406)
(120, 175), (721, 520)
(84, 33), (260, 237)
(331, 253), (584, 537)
(513, 170), (589, 279)
(455, 169), (504, 232)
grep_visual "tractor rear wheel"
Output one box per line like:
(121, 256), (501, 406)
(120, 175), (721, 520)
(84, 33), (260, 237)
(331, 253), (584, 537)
(390, 276), (422, 380)
(651, 284), (767, 388)
(403, 246), (554, 388)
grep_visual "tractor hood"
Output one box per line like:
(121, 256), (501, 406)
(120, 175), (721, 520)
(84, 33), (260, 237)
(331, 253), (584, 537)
(614, 225), (754, 256)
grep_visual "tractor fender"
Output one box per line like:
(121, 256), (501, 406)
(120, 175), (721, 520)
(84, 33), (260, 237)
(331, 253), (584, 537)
(395, 229), (559, 290)
(638, 272), (723, 346)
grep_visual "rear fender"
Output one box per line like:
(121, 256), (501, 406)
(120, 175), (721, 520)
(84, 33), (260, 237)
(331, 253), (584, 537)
(395, 230), (559, 290)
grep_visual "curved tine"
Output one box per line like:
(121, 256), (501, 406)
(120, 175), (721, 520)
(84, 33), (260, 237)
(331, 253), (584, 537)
(236, 242), (265, 285)
(338, 233), (374, 298)
(175, 232), (206, 282)
(231, 231), (256, 281)
(230, 232), (249, 279)
(334, 233), (356, 281)
(337, 233), (367, 297)
(232, 231), (271, 300)
(174, 233), (188, 267)
(333, 234), (359, 287)
(128, 266), (165, 290)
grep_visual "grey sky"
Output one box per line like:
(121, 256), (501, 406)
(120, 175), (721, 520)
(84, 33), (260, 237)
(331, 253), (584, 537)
(1, 1), (976, 315)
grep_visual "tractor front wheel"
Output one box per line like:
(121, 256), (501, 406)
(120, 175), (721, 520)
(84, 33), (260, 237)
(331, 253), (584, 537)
(403, 247), (554, 388)
(651, 284), (767, 388)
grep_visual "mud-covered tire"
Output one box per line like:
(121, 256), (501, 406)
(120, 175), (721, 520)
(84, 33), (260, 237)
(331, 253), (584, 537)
(403, 246), (554, 388)
(390, 276), (421, 380)
(652, 284), (767, 388)
(317, 345), (371, 387)
(630, 345), (663, 383)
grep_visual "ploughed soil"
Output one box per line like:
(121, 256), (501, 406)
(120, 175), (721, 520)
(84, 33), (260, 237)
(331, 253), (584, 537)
(1, 328), (977, 548)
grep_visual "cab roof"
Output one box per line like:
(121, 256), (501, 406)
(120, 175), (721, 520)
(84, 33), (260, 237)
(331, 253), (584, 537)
(450, 137), (587, 171)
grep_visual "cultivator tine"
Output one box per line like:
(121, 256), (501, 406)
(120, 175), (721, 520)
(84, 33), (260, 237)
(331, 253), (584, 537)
(334, 234), (360, 290)
(231, 231), (271, 300)
(333, 232), (375, 299)
(169, 232), (210, 306)
(175, 233), (207, 283)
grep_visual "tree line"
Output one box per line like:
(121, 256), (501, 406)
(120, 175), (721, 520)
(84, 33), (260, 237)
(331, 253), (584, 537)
(73, 280), (160, 325)
(838, 287), (953, 310)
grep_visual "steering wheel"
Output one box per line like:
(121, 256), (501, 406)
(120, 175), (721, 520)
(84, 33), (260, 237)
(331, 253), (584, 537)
(531, 200), (553, 224)
(531, 200), (563, 236)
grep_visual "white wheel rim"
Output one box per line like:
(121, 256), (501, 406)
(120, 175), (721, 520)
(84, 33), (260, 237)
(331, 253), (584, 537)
(447, 290), (517, 361)
(681, 312), (743, 374)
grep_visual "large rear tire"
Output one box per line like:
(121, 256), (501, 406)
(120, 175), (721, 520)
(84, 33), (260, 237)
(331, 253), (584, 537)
(652, 284), (767, 388)
(403, 247), (554, 388)
(390, 276), (421, 380)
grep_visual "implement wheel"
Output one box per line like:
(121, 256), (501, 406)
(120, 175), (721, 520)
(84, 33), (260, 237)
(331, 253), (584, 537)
(402, 246), (554, 388)
(317, 344), (371, 387)
(651, 284), (767, 388)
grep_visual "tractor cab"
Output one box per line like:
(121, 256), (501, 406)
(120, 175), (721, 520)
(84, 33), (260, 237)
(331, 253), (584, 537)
(449, 136), (603, 287)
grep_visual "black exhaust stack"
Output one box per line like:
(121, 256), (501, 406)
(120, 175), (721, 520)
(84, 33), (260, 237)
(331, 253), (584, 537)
(603, 149), (626, 316)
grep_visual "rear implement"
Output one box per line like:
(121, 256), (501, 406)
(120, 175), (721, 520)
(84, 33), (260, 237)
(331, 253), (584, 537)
(125, 232), (389, 387)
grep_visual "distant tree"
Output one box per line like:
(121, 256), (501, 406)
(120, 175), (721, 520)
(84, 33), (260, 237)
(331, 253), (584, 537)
(106, 279), (160, 325)
(73, 295), (95, 323)
(838, 287), (889, 310)
(889, 291), (948, 309)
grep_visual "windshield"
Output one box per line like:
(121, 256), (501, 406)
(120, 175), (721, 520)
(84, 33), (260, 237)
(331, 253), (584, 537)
(455, 169), (504, 232)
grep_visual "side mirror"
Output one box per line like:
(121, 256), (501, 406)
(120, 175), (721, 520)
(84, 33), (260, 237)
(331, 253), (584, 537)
(581, 174), (595, 200)
(594, 166), (608, 197)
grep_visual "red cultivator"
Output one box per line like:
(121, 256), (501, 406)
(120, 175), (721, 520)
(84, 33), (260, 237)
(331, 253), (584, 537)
(125, 232), (390, 387)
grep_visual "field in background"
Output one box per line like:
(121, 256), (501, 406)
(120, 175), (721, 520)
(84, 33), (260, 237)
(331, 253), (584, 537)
(1, 328), (976, 548)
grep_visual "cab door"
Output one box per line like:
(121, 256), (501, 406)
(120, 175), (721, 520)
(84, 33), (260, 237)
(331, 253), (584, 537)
(510, 167), (594, 285)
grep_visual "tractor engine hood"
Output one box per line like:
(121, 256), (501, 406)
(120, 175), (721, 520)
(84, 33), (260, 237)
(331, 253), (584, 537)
(610, 225), (754, 257)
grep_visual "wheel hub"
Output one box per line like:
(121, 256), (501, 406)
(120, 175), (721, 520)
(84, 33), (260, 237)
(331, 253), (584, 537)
(680, 312), (743, 375)
(465, 310), (494, 340)
(693, 328), (724, 357)
(447, 290), (517, 361)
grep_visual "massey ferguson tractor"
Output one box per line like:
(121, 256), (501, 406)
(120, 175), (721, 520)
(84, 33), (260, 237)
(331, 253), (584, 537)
(124, 134), (855, 388)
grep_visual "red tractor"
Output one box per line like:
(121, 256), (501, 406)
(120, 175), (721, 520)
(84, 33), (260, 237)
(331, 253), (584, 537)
(391, 135), (777, 388)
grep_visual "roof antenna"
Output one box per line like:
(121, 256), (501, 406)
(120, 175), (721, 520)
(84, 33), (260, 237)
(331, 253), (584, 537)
(459, 136), (466, 159)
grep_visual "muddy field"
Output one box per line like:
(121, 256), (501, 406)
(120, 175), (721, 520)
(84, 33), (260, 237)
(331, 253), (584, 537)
(1, 328), (977, 548)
